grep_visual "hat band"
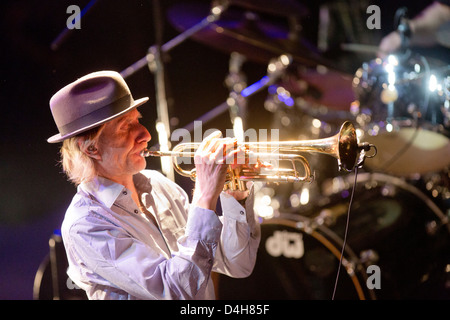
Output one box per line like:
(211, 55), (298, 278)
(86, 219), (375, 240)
(58, 95), (132, 136)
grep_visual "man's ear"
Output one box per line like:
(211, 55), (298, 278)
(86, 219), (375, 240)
(86, 145), (101, 160)
(78, 138), (101, 160)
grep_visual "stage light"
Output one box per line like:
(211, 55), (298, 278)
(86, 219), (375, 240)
(300, 187), (310, 205)
(429, 74), (438, 92)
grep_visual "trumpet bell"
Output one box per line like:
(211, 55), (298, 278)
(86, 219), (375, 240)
(248, 121), (360, 172)
(337, 121), (359, 171)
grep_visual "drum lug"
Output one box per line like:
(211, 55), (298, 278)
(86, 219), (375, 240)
(425, 220), (440, 236)
(359, 249), (380, 265)
(380, 183), (397, 197)
(312, 209), (336, 228)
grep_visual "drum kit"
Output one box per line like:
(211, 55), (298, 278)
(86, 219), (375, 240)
(143, 1), (450, 299)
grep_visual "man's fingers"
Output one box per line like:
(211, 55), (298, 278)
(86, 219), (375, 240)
(196, 131), (222, 153)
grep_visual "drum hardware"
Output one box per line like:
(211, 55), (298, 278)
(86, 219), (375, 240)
(422, 168), (450, 203)
(225, 52), (248, 141)
(116, 0), (230, 180)
(394, 7), (411, 52)
(167, 1), (334, 68)
(145, 54), (293, 153)
(312, 204), (349, 229)
(425, 220), (441, 237)
(224, 52), (294, 141)
(269, 216), (368, 299)
(265, 63), (356, 135)
(147, 0), (174, 181)
(217, 214), (374, 300)
(120, 1), (228, 79)
(281, 65), (355, 111)
(232, 165), (372, 299)
(353, 53), (450, 176)
(359, 249), (380, 266)
(312, 208), (338, 229)
(323, 172), (449, 298)
(324, 172), (450, 234)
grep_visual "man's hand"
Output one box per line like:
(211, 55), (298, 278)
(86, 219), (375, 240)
(191, 131), (241, 211)
(378, 31), (402, 58)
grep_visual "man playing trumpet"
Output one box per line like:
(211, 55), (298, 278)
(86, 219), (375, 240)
(47, 70), (261, 300)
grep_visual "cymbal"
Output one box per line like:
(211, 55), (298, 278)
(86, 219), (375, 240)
(279, 66), (355, 113)
(167, 2), (333, 68)
(229, 0), (308, 17)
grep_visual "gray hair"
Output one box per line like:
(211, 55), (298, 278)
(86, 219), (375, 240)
(60, 125), (105, 185)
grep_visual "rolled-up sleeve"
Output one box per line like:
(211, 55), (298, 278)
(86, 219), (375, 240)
(212, 188), (261, 278)
(64, 206), (222, 300)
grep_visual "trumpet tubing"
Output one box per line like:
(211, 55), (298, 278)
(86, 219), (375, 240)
(142, 121), (375, 191)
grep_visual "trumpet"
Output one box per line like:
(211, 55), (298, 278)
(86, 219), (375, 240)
(141, 121), (376, 191)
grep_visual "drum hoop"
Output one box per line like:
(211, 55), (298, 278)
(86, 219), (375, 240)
(262, 216), (369, 300)
(329, 172), (450, 233)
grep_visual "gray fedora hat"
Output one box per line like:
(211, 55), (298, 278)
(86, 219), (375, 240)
(47, 70), (149, 143)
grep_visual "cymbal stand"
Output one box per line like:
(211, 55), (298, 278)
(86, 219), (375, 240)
(225, 52), (247, 142)
(120, 1), (228, 180)
(120, 1), (228, 79)
(147, 0), (174, 180)
(169, 54), (293, 144)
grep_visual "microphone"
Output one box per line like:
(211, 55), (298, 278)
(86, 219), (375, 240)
(394, 7), (412, 52)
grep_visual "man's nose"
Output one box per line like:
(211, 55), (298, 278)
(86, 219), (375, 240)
(136, 124), (151, 144)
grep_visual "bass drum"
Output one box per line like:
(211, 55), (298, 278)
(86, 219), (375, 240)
(216, 173), (450, 300)
(318, 172), (450, 299)
(216, 215), (372, 300)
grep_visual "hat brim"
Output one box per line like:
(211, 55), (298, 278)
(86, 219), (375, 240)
(47, 97), (149, 143)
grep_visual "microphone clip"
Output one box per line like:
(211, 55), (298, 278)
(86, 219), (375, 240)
(356, 142), (377, 168)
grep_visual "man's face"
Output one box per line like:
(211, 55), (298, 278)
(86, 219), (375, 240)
(95, 108), (151, 181)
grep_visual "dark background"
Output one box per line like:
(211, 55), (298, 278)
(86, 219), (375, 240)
(0, 0), (439, 299)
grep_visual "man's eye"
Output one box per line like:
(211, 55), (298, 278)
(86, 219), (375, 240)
(120, 123), (131, 130)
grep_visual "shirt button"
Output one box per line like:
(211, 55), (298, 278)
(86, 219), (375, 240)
(134, 209), (139, 214)
(240, 210), (245, 215)
(123, 191), (128, 195)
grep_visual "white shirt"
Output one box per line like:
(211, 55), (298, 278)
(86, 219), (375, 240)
(61, 170), (261, 300)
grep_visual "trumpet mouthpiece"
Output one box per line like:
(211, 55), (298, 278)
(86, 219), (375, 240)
(140, 149), (151, 157)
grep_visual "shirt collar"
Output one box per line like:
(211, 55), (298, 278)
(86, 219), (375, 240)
(80, 176), (125, 209)
(79, 172), (152, 208)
